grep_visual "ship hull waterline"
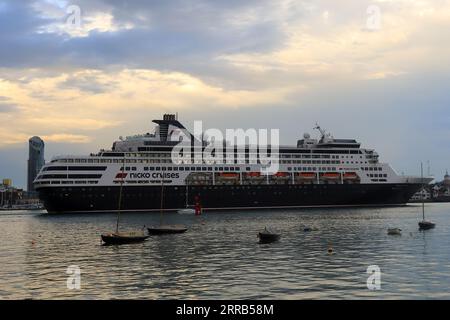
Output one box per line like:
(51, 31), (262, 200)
(37, 183), (422, 214)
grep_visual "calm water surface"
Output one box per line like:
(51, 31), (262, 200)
(1, 203), (450, 299)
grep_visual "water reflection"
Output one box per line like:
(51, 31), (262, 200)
(0, 204), (449, 299)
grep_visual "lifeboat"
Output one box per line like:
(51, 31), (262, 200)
(273, 172), (290, 178)
(321, 172), (340, 180)
(343, 172), (359, 180)
(297, 172), (316, 179)
(218, 173), (239, 179)
(246, 172), (262, 178)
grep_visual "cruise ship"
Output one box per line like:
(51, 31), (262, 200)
(34, 114), (432, 213)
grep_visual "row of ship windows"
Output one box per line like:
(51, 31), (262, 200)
(291, 167), (337, 172)
(53, 153), (370, 164)
(362, 167), (383, 171)
(35, 181), (99, 185)
(124, 166), (241, 172)
(368, 174), (387, 178)
(53, 159), (346, 165)
(124, 153), (352, 159)
(49, 160), (378, 168)
(279, 160), (341, 164)
(43, 166), (107, 171)
(121, 166), (340, 172)
(37, 174), (102, 179)
(135, 148), (366, 155)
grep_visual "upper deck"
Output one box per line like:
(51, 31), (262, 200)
(34, 114), (432, 189)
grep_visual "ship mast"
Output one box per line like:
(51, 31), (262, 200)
(185, 184), (188, 208)
(421, 162), (425, 220)
(159, 179), (164, 226)
(116, 157), (126, 233)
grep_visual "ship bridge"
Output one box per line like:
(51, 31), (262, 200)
(111, 114), (197, 152)
(297, 124), (361, 149)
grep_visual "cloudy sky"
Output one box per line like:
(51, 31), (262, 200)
(0, 0), (449, 189)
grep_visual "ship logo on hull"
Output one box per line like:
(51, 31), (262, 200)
(130, 172), (180, 179)
(115, 172), (180, 179)
(115, 172), (128, 179)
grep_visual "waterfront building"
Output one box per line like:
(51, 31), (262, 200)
(0, 180), (23, 208)
(410, 187), (432, 201)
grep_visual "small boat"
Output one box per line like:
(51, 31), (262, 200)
(150, 181), (188, 235)
(100, 159), (149, 245)
(101, 232), (149, 245)
(147, 224), (188, 235)
(177, 208), (195, 214)
(258, 227), (280, 243)
(418, 163), (435, 231)
(387, 228), (402, 235)
(419, 220), (435, 230)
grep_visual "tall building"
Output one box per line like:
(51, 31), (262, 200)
(27, 136), (45, 192)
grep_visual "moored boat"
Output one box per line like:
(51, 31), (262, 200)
(150, 181), (188, 234)
(101, 232), (149, 245)
(100, 159), (149, 245)
(418, 163), (436, 231)
(418, 220), (435, 230)
(258, 227), (280, 243)
(147, 225), (188, 234)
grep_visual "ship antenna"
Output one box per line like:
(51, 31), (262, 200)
(116, 157), (126, 234)
(421, 162), (425, 221)
(314, 122), (326, 139)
